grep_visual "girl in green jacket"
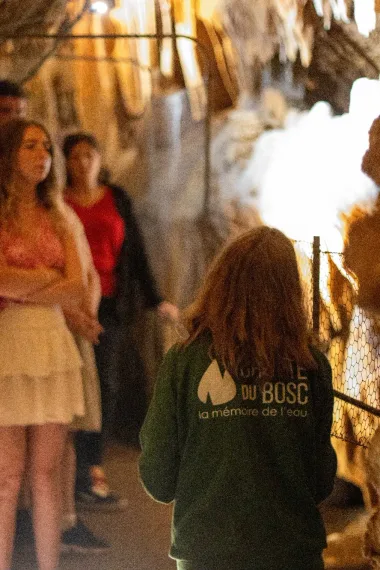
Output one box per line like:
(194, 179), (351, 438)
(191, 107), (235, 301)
(140, 226), (337, 570)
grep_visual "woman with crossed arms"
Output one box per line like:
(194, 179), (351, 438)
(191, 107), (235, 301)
(0, 119), (86, 570)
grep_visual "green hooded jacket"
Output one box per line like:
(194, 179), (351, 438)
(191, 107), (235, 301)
(139, 335), (336, 568)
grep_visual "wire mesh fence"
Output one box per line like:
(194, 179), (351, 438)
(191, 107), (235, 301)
(299, 238), (380, 448)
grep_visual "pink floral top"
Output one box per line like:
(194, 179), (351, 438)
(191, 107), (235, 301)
(0, 210), (65, 308)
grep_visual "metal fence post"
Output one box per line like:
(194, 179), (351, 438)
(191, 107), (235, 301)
(312, 236), (320, 338)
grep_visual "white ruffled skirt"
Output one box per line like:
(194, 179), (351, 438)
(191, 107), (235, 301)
(0, 304), (85, 426)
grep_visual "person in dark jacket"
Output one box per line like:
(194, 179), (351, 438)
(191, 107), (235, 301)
(63, 132), (178, 510)
(0, 80), (27, 124)
(139, 226), (337, 570)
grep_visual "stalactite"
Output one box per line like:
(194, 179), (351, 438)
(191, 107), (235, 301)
(157, 0), (175, 78)
(173, 0), (207, 120)
(70, 12), (116, 144)
(110, 0), (155, 115)
(0, 0), (89, 83)
(312, 0), (376, 36)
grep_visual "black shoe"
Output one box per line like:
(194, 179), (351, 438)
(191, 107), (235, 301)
(76, 488), (129, 512)
(61, 520), (110, 555)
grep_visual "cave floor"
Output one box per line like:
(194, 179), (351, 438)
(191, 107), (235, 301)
(12, 442), (371, 570)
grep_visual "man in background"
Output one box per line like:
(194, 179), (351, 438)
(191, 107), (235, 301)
(0, 80), (27, 123)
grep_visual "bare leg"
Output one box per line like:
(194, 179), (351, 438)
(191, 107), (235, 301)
(29, 424), (69, 570)
(0, 426), (26, 570)
(61, 432), (77, 530)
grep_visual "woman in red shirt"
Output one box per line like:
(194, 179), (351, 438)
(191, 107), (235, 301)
(63, 132), (178, 510)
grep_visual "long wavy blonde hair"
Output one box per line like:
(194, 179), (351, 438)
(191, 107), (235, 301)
(184, 226), (316, 383)
(0, 119), (64, 231)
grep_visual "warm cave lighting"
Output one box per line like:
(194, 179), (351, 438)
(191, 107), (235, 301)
(90, 1), (109, 14)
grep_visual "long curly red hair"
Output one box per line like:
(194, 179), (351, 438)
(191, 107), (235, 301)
(183, 226), (316, 384)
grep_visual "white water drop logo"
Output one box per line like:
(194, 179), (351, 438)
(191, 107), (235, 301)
(197, 360), (237, 405)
